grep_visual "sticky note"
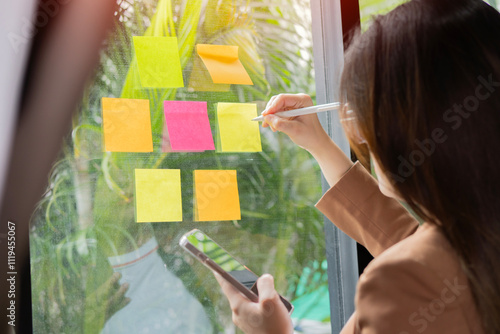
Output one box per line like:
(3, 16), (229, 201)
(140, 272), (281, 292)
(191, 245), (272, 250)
(163, 101), (215, 152)
(197, 44), (253, 85)
(187, 56), (231, 92)
(133, 36), (184, 88)
(194, 170), (241, 221)
(102, 98), (153, 152)
(216, 103), (262, 152)
(134, 169), (182, 223)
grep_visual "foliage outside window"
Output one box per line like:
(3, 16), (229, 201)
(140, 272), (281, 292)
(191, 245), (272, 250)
(29, 0), (330, 333)
(360, 0), (499, 30)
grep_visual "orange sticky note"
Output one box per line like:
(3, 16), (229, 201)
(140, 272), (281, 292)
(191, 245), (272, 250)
(102, 98), (153, 152)
(134, 169), (183, 223)
(197, 44), (253, 85)
(187, 56), (231, 92)
(194, 170), (241, 221)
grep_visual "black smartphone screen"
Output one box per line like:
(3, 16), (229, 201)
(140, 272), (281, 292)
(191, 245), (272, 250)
(185, 230), (259, 290)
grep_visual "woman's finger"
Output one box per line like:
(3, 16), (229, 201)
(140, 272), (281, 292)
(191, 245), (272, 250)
(115, 297), (131, 312)
(262, 93), (313, 129)
(214, 273), (248, 312)
(262, 93), (313, 116)
(115, 282), (129, 299)
(264, 95), (279, 112)
(106, 283), (130, 320)
(98, 272), (122, 299)
(108, 272), (121, 288)
(256, 274), (277, 302)
(108, 282), (129, 307)
(264, 115), (298, 135)
(262, 95), (279, 128)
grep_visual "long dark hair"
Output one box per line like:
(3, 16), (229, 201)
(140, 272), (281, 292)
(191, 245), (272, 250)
(340, 0), (500, 332)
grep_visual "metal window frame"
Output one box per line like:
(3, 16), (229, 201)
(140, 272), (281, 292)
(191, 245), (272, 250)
(311, 0), (360, 332)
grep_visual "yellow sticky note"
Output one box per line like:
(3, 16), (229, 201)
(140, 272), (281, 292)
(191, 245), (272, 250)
(102, 98), (153, 152)
(194, 170), (241, 221)
(134, 169), (182, 223)
(217, 103), (262, 152)
(197, 44), (253, 85)
(133, 36), (184, 88)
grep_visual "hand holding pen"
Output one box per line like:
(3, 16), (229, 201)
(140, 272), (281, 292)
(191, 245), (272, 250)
(257, 94), (335, 155)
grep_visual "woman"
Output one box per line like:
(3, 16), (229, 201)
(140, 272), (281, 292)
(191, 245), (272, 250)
(215, 0), (500, 332)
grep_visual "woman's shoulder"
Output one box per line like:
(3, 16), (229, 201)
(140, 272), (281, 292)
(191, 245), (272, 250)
(353, 223), (483, 333)
(366, 223), (460, 279)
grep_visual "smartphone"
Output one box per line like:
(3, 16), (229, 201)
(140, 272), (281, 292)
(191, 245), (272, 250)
(179, 229), (294, 314)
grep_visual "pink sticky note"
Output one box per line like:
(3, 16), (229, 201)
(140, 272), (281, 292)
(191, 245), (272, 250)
(163, 101), (215, 152)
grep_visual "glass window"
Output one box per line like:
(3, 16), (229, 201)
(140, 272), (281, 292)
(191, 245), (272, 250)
(30, 1), (331, 333)
(485, 0), (499, 10)
(359, 0), (408, 28)
(360, 0), (499, 30)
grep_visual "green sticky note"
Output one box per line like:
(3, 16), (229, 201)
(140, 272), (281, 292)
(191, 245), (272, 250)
(216, 103), (262, 152)
(134, 169), (183, 223)
(133, 36), (184, 88)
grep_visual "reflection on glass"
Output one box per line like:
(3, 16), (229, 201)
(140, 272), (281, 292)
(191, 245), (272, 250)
(29, 0), (327, 333)
(102, 237), (211, 333)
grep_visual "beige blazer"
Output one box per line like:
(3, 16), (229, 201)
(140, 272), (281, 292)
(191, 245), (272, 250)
(315, 162), (483, 333)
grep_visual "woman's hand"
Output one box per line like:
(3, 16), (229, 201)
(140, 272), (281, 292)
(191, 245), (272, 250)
(262, 93), (330, 155)
(215, 273), (293, 334)
(262, 93), (353, 187)
(85, 272), (130, 331)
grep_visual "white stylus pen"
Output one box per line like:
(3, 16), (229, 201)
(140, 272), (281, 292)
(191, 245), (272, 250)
(251, 102), (341, 121)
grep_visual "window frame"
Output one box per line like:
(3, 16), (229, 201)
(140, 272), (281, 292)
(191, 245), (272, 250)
(311, 0), (361, 331)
